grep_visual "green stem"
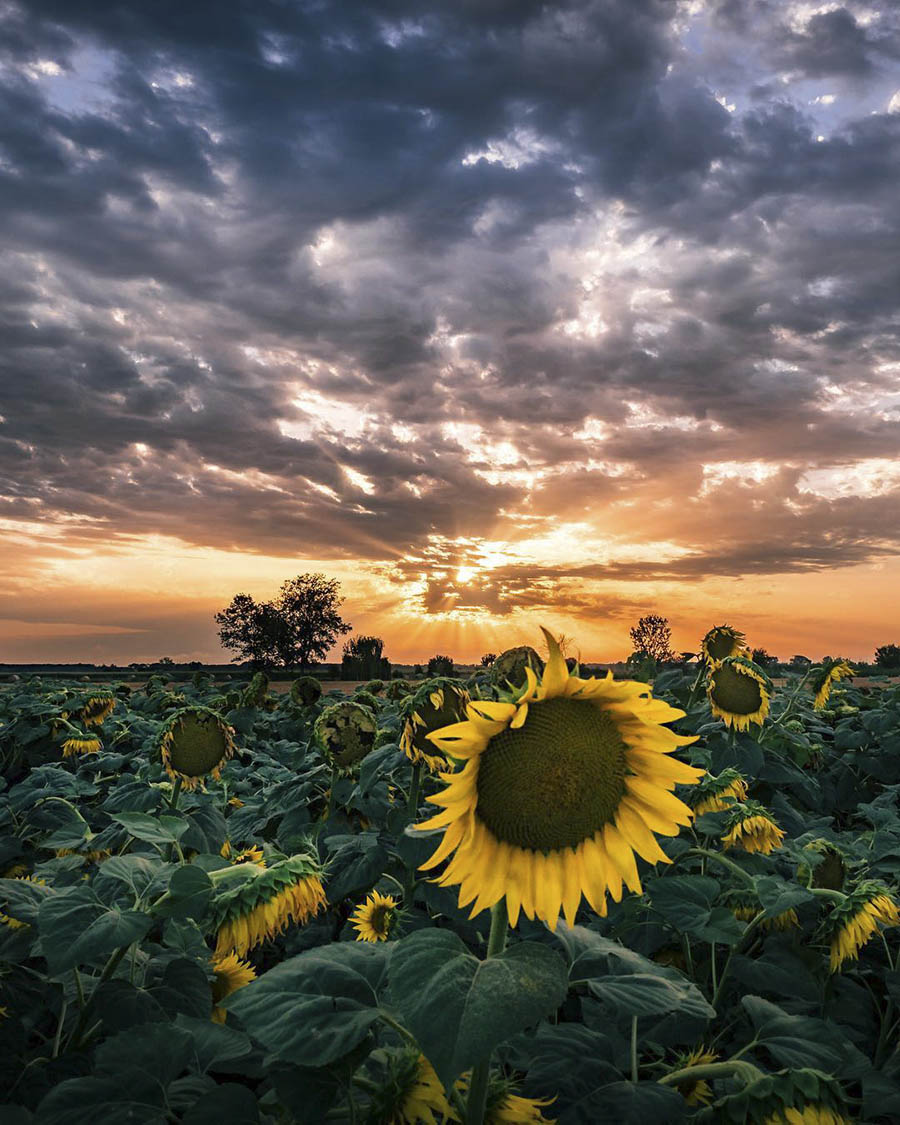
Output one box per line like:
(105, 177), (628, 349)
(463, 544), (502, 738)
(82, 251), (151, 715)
(378, 1012), (420, 1049)
(710, 943), (718, 997)
(630, 1015), (639, 1084)
(686, 664), (706, 710)
(659, 1059), (764, 1088)
(684, 848), (756, 887)
(169, 774), (183, 811)
(66, 946), (129, 1050)
(51, 997), (68, 1058)
(407, 761), (423, 820)
(465, 901), (509, 1125)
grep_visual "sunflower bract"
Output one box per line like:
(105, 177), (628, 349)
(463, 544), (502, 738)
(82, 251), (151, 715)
(415, 628), (703, 930)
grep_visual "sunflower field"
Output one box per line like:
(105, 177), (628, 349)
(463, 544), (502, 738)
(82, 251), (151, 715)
(1, 630), (899, 1124)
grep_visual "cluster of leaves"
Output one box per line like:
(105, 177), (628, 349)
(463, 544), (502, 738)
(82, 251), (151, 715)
(0, 660), (899, 1123)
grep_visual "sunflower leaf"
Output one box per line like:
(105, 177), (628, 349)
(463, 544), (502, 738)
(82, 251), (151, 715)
(388, 929), (569, 1088)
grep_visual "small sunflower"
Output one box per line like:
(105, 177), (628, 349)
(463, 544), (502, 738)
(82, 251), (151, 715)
(351, 890), (399, 943)
(221, 843), (265, 866)
(228, 795), (244, 808)
(61, 733), (102, 758)
(828, 882), (900, 973)
(78, 694), (116, 727)
(701, 625), (747, 666)
(367, 1049), (455, 1125)
(673, 1047), (718, 1106)
(724, 891), (798, 931)
(211, 854), (326, 958)
(400, 679), (471, 773)
(158, 706), (236, 791)
(314, 700), (377, 773)
(210, 952), (256, 1023)
(721, 802), (785, 855)
(692, 769), (748, 816)
(416, 628), (702, 929)
(55, 847), (111, 864)
(707, 656), (772, 731)
(810, 660), (855, 711)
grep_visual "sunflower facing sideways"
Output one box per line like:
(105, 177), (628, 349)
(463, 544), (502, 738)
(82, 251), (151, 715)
(707, 655), (772, 731)
(701, 624), (747, 666)
(416, 628), (703, 929)
(810, 659), (855, 711)
(351, 890), (399, 943)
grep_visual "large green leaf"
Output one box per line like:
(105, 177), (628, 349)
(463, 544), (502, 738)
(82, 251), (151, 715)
(741, 996), (847, 1070)
(110, 812), (188, 846)
(226, 942), (390, 1067)
(34, 1077), (168, 1125)
(388, 929), (568, 1089)
(154, 865), (212, 921)
(586, 973), (715, 1020)
(38, 886), (151, 975)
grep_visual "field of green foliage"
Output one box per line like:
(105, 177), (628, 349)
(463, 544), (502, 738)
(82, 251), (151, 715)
(1, 631), (899, 1124)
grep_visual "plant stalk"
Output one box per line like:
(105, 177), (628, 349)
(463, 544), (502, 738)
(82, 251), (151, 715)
(465, 900), (509, 1125)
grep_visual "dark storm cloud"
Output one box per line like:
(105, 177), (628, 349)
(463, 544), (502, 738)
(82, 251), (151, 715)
(0, 0), (899, 613)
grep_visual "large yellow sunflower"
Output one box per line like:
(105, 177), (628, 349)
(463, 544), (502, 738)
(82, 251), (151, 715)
(701, 625), (747, 666)
(721, 803), (784, 855)
(416, 629), (702, 929)
(707, 656), (771, 731)
(810, 660), (855, 711)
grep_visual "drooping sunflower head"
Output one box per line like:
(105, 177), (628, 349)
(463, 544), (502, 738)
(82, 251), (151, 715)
(399, 679), (471, 772)
(416, 628), (703, 930)
(385, 678), (412, 701)
(707, 656), (772, 730)
(363, 679), (385, 695)
(762, 1106), (851, 1125)
(797, 839), (846, 891)
(721, 802), (785, 855)
(491, 646), (546, 690)
(810, 660), (855, 711)
(210, 952), (256, 1023)
(354, 689), (382, 712)
(364, 1048), (455, 1125)
(78, 694), (115, 727)
(692, 769), (748, 816)
(455, 1072), (556, 1124)
(158, 706), (236, 791)
(672, 1046), (718, 1106)
(828, 881), (900, 973)
(241, 671), (270, 708)
(61, 732), (102, 758)
(701, 624), (747, 666)
(210, 853), (326, 958)
(314, 700), (377, 773)
(723, 890), (798, 932)
(290, 675), (322, 707)
(351, 890), (399, 943)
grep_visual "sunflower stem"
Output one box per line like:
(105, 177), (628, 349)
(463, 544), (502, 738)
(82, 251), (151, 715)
(658, 1059), (764, 1088)
(406, 761), (423, 820)
(686, 664), (706, 710)
(465, 900), (509, 1125)
(684, 847), (755, 887)
(168, 774), (183, 811)
(630, 1015), (639, 1083)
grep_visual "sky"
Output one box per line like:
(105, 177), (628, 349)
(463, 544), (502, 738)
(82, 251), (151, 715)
(1, 0), (899, 665)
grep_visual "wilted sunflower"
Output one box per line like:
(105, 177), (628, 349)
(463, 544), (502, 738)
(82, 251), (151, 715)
(721, 802), (785, 855)
(763, 1105), (851, 1124)
(158, 706), (236, 791)
(724, 891), (798, 932)
(797, 839), (846, 891)
(707, 656), (772, 731)
(351, 890), (399, 943)
(417, 628), (702, 929)
(692, 769), (748, 816)
(210, 952), (256, 1023)
(701, 625), (747, 666)
(491, 645), (545, 689)
(290, 675), (322, 707)
(672, 1047), (718, 1106)
(455, 1073), (556, 1125)
(828, 882), (900, 972)
(211, 853), (326, 957)
(78, 694), (115, 727)
(400, 679), (471, 773)
(366, 1049), (455, 1125)
(810, 660), (855, 711)
(314, 700), (377, 773)
(61, 733), (102, 758)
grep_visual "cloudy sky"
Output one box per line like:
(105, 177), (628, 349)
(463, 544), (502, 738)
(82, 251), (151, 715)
(1, 0), (899, 665)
